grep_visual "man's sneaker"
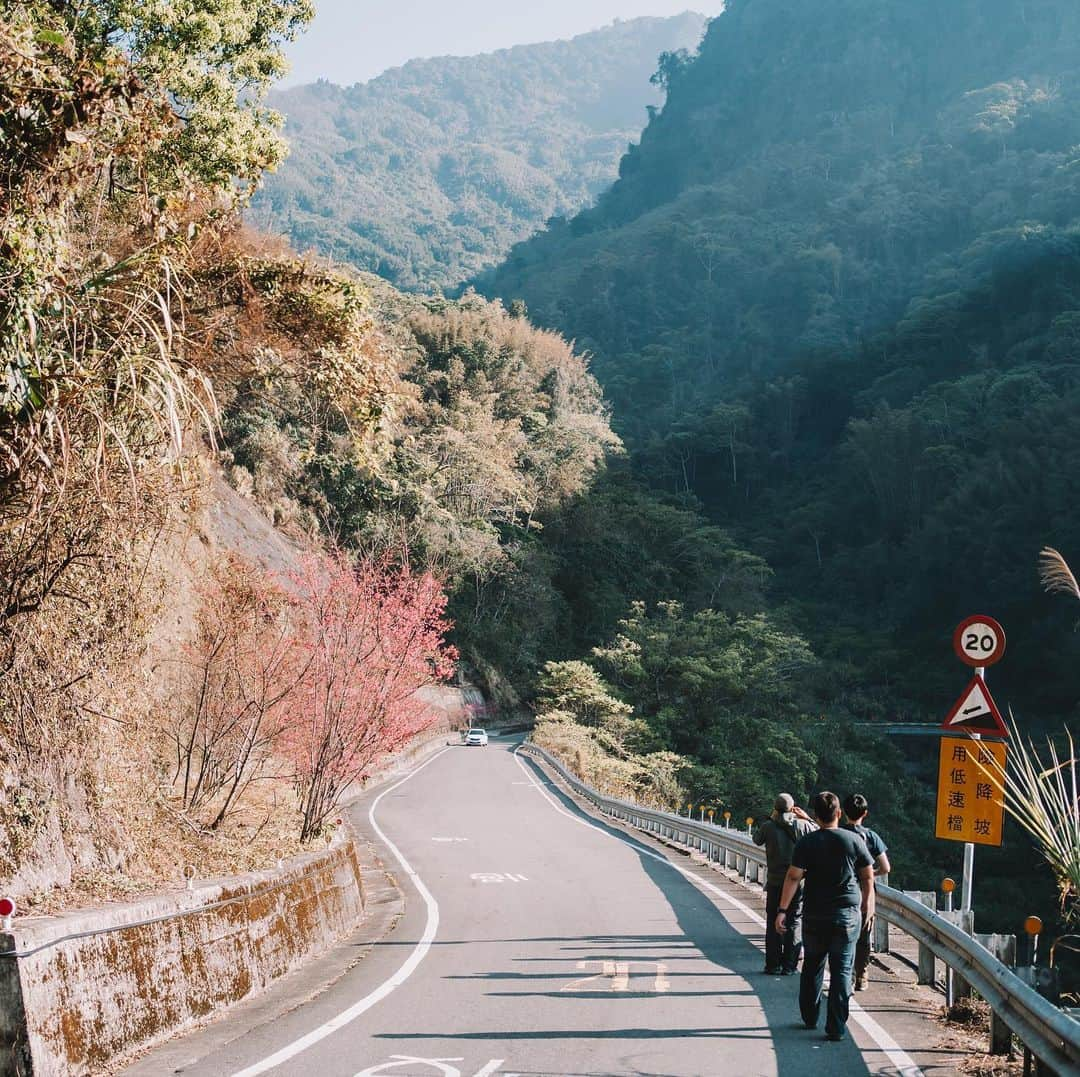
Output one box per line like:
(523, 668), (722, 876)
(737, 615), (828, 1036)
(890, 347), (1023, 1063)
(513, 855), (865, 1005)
(854, 974), (867, 991)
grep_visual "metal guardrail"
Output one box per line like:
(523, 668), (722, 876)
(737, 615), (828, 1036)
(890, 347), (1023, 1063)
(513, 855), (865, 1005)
(519, 742), (1080, 1074)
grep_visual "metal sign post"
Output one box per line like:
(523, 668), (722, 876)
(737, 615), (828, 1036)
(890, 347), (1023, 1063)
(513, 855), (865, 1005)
(962, 659), (982, 919)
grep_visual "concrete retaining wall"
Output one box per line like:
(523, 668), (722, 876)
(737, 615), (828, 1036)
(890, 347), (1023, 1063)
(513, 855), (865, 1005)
(0, 833), (365, 1076)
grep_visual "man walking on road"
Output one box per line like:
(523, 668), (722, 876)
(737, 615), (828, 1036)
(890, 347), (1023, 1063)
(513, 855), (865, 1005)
(753, 793), (815, 975)
(775, 791), (874, 1041)
(842, 793), (891, 991)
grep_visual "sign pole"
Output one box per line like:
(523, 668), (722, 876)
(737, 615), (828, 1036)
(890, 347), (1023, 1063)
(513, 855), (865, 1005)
(960, 832), (975, 913)
(959, 664), (985, 915)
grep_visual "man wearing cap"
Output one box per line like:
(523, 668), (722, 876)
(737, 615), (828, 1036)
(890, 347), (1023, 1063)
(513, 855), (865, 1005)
(842, 792), (891, 990)
(753, 793), (815, 974)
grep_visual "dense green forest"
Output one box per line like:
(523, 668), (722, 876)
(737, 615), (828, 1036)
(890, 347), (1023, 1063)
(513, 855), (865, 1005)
(476, 0), (1080, 932)
(480, 0), (1080, 719)
(250, 13), (706, 291)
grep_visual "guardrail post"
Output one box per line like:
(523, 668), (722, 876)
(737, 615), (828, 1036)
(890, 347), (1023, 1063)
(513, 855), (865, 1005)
(904, 891), (939, 985)
(989, 1010), (1012, 1058)
(939, 909), (975, 999)
(874, 874), (890, 953)
(977, 932), (1017, 1056)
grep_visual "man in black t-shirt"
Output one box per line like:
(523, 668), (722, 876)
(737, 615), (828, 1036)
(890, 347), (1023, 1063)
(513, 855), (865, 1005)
(842, 793), (891, 991)
(775, 791), (874, 1041)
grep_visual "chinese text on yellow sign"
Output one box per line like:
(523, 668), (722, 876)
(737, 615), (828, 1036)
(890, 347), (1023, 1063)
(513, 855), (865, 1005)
(935, 736), (1006, 847)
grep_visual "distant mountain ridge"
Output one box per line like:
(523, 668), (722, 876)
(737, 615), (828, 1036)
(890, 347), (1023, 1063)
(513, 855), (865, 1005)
(251, 12), (708, 291)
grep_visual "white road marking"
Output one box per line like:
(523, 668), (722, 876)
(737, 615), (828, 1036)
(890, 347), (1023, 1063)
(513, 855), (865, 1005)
(352, 1058), (504, 1077)
(230, 749), (451, 1077)
(560, 960), (607, 992)
(354, 1057), (463, 1077)
(469, 872), (528, 883)
(612, 961), (630, 991)
(431, 837), (470, 842)
(654, 962), (671, 992)
(512, 747), (923, 1077)
(561, 959), (669, 993)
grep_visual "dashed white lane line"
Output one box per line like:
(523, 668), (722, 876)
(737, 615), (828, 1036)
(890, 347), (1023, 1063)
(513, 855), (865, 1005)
(230, 749), (451, 1077)
(512, 747), (923, 1077)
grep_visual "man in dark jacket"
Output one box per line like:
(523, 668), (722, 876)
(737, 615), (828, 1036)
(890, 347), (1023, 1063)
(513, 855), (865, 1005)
(752, 793), (815, 974)
(842, 793), (891, 990)
(775, 791), (874, 1042)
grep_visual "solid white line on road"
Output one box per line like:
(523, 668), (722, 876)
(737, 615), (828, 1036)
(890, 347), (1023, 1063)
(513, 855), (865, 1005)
(230, 749), (451, 1077)
(512, 748), (923, 1077)
(471, 1061), (505, 1077)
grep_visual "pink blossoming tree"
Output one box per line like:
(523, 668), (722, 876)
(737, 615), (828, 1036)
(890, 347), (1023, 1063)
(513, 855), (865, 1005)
(286, 550), (456, 842)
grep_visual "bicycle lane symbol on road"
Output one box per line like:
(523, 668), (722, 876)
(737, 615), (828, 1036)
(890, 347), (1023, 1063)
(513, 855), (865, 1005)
(353, 1057), (506, 1077)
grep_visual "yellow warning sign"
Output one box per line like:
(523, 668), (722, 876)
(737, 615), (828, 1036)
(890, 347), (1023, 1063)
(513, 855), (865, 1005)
(935, 737), (1007, 846)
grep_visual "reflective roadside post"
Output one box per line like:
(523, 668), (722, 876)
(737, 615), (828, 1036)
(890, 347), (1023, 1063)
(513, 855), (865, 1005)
(0, 897), (14, 932)
(723, 810), (731, 829)
(942, 878), (957, 1006)
(707, 808), (715, 826)
(745, 816), (754, 836)
(1025, 915), (1043, 967)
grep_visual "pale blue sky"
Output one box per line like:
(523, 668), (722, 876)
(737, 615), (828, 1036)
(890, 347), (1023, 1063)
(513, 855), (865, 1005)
(281, 1), (715, 87)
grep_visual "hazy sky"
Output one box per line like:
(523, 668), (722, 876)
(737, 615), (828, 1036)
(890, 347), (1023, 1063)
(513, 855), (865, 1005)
(281, 2), (714, 87)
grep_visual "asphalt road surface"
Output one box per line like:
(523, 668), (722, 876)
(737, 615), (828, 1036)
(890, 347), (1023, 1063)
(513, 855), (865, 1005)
(125, 739), (938, 1077)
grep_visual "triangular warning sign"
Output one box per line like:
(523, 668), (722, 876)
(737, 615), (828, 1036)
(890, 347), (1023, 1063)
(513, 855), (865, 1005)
(941, 674), (1008, 738)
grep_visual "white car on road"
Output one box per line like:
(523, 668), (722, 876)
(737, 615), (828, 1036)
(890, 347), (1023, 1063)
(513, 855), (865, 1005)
(464, 728), (489, 746)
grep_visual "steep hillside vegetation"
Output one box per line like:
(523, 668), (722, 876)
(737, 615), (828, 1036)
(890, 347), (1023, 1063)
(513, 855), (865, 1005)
(0, 2), (618, 907)
(251, 13), (706, 291)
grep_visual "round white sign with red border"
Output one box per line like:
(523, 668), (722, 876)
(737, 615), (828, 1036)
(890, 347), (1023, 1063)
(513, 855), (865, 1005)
(953, 615), (1006, 667)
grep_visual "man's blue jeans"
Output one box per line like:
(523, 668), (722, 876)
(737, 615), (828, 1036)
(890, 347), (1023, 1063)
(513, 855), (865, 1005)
(799, 908), (861, 1037)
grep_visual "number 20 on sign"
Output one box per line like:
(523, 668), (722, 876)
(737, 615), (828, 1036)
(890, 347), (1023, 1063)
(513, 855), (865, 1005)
(935, 737), (1007, 847)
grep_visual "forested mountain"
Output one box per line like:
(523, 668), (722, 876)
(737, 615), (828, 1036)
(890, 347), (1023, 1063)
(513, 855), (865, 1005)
(250, 13), (707, 291)
(479, 0), (1080, 722)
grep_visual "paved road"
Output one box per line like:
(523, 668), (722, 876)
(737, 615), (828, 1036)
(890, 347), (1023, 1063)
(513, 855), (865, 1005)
(126, 739), (945, 1077)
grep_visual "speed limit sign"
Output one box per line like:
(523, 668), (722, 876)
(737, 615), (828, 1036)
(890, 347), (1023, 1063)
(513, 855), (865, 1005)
(953, 615), (1006, 667)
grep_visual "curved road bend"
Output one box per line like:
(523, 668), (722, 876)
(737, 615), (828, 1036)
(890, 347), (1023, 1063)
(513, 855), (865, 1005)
(124, 739), (949, 1077)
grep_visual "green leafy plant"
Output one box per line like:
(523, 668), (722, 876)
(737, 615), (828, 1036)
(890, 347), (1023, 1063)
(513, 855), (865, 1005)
(993, 718), (1079, 922)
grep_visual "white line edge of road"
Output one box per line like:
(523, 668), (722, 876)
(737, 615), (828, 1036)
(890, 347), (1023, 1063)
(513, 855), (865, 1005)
(511, 747), (924, 1077)
(229, 748), (451, 1077)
